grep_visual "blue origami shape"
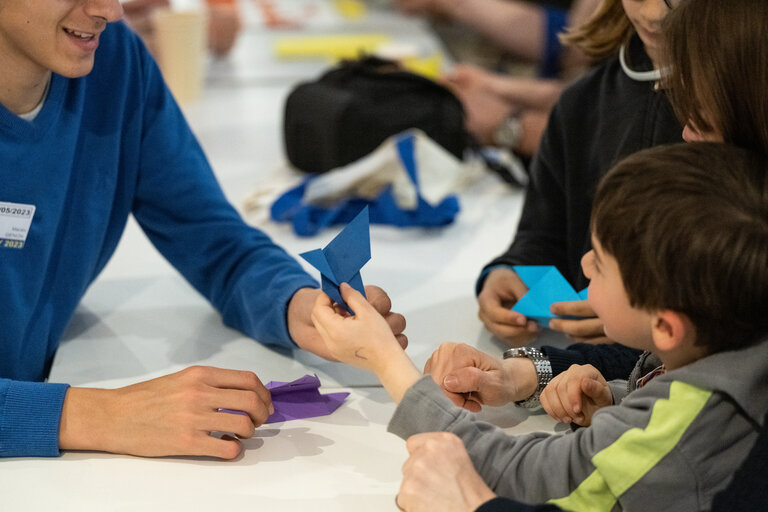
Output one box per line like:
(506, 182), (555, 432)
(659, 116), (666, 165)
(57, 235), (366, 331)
(300, 207), (370, 314)
(512, 266), (589, 327)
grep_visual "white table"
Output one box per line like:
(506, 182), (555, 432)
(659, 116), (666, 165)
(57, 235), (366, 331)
(0, 2), (567, 509)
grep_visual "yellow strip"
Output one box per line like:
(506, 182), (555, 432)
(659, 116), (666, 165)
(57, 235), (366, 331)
(549, 381), (711, 512)
(334, 0), (366, 19)
(274, 34), (390, 60)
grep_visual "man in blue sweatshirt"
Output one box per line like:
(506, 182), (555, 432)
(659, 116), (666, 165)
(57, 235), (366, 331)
(0, 0), (406, 459)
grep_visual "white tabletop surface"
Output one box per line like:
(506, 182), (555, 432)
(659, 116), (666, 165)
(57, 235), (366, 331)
(0, 2), (567, 510)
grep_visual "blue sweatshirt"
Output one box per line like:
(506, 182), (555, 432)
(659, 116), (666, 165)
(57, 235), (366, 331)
(0, 22), (317, 457)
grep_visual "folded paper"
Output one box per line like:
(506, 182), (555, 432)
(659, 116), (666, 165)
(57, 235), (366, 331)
(264, 374), (349, 423)
(512, 265), (589, 327)
(300, 207), (370, 313)
(219, 374), (349, 424)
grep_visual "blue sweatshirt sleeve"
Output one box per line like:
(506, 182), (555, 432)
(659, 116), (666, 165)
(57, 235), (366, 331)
(0, 379), (69, 457)
(127, 36), (318, 348)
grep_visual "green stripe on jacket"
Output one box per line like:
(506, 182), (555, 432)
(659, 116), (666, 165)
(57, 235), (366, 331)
(548, 381), (711, 512)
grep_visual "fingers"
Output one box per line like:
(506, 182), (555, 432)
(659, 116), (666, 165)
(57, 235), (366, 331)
(310, 291), (342, 334)
(550, 299), (595, 318)
(549, 317), (605, 340)
(541, 372), (584, 424)
(384, 311), (407, 338)
(477, 268), (540, 343)
(478, 309), (538, 344)
(442, 367), (483, 394)
(581, 375), (612, 408)
(215, 388), (272, 426)
(363, 284), (391, 313)
(196, 433), (243, 460)
(195, 367), (272, 412)
(541, 384), (573, 424)
(477, 295), (528, 327)
(213, 409), (257, 439)
(339, 283), (376, 316)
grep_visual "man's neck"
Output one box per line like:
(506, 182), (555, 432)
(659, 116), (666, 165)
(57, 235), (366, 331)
(0, 49), (52, 115)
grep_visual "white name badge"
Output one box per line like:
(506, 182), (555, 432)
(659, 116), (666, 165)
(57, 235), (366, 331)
(0, 201), (36, 249)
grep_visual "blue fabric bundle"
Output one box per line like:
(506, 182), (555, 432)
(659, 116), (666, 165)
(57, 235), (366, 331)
(271, 133), (460, 236)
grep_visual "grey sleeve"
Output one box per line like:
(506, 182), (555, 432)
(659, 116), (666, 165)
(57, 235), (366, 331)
(388, 377), (614, 503)
(608, 379), (629, 404)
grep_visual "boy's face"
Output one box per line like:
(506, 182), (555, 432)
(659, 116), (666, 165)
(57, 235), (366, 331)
(0, 0), (123, 80)
(581, 236), (653, 350)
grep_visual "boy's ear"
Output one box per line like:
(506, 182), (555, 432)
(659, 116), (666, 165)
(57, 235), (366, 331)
(650, 310), (691, 351)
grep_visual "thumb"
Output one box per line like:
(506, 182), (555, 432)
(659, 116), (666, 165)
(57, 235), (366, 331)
(339, 283), (374, 316)
(443, 367), (483, 394)
(581, 377), (605, 401)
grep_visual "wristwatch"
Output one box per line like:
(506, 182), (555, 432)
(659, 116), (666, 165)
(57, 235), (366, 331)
(493, 113), (523, 151)
(503, 347), (552, 408)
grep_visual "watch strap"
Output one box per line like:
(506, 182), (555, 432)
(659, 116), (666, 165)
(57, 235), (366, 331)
(502, 347), (552, 408)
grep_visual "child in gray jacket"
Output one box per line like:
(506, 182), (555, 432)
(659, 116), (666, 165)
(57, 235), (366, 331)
(311, 142), (768, 512)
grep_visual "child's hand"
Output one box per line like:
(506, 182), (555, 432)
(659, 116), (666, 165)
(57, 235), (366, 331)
(549, 300), (610, 344)
(311, 283), (404, 373)
(540, 364), (612, 426)
(312, 283), (420, 403)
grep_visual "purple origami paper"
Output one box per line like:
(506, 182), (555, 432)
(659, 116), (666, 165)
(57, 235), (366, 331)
(264, 374), (349, 423)
(219, 374), (349, 424)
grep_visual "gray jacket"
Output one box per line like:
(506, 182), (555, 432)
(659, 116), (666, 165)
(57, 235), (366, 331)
(388, 338), (768, 511)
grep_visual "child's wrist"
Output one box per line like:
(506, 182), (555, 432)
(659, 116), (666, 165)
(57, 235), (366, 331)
(374, 348), (420, 403)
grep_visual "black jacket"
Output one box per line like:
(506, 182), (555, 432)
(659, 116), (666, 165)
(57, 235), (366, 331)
(480, 37), (682, 379)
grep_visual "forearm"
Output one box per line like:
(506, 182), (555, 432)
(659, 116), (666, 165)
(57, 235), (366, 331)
(389, 377), (586, 502)
(59, 387), (115, 453)
(489, 77), (564, 111)
(447, 0), (545, 61)
(374, 348), (421, 404)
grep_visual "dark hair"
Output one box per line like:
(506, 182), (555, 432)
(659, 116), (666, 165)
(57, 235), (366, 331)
(662, 0), (768, 156)
(560, 0), (633, 63)
(592, 143), (768, 353)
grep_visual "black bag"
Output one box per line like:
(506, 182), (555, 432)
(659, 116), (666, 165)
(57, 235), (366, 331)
(283, 56), (469, 174)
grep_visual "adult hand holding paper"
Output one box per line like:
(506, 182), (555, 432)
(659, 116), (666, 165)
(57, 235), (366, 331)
(512, 266), (589, 327)
(512, 266), (609, 344)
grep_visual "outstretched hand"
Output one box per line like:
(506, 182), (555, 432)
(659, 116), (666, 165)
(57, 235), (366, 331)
(289, 285), (407, 360)
(311, 284), (420, 403)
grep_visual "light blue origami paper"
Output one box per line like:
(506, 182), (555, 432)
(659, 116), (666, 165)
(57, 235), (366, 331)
(512, 265), (589, 327)
(300, 207), (370, 314)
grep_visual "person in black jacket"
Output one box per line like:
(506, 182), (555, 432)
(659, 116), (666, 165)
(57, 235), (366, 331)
(426, 0), (768, 413)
